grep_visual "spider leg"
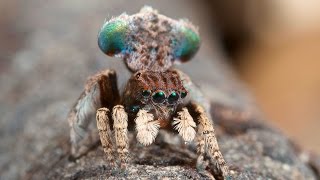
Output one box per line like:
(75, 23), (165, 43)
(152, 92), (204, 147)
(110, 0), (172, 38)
(173, 107), (216, 178)
(96, 108), (115, 164)
(189, 102), (230, 179)
(172, 107), (196, 142)
(68, 69), (119, 157)
(134, 109), (160, 146)
(112, 105), (129, 170)
(173, 69), (229, 178)
(171, 106), (213, 179)
(196, 124), (208, 170)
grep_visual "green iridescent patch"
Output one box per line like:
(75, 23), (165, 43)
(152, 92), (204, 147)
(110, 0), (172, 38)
(174, 26), (200, 61)
(98, 20), (128, 56)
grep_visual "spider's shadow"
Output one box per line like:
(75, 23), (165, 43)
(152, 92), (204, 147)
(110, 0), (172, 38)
(129, 131), (197, 167)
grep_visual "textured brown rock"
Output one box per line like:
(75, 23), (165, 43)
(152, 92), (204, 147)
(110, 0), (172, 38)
(0, 0), (319, 180)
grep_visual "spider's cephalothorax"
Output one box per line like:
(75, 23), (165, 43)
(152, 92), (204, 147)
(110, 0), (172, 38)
(68, 6), (230, 179)
(123, 70), (187, 126)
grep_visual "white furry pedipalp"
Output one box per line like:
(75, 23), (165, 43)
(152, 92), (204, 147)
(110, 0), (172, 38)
(135, 109), (160, 146)
(173, 108), (196, 142)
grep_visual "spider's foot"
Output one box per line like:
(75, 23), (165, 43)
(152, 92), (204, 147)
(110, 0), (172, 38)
(120, 162), (127, 171)
(70, 144), (90, 159)
(110, 165), (128, 177)
(198, 170), (216, 180)
(105, 159), (116, 168)
(110, 168), (118, 176)
(69, 144), (94, 161)
(196, 155), (209, 171)
(119, 164), (129, 176)
(226, 175), (232, 180)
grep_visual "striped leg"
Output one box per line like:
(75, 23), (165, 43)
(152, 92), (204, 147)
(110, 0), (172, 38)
(112, 105), (129, 170)
(190, 102), (230, 179)
(96, 108), (114, 164)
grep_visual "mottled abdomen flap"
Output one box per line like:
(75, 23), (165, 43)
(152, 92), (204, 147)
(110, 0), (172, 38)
(98, 6), (200, 72)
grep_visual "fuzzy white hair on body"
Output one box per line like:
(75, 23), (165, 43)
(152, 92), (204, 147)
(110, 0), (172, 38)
(173, 108), (196, 142)
(135, 110), (160, 146)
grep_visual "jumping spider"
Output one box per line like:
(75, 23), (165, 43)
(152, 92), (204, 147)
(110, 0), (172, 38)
(68, 6), (230, 179)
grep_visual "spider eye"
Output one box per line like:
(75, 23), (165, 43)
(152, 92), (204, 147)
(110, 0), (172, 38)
(129, 105), (140, 113)
(98, 20), (128, 56)
(142, 90), (151, 97)
(181, 91), (187, 98)
(168, 91), (179, 104)
(173, 25), (200, 62)
(152, 91), (166, 103)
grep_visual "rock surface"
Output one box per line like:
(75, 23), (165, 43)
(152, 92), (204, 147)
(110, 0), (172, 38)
(0, 0), (319, 179)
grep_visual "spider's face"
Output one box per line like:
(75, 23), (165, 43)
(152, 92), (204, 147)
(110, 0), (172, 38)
(122, 70), (187, 120)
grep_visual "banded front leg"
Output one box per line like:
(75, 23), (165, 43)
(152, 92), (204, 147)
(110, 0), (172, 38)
(190, 102), (230, 179)
(96, 108), (114, 164)
(112, 105), (129, 169)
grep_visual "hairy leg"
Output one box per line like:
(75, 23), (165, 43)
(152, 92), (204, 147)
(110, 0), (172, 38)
(172, 107), (217, 179)
(173, 107), (196, 142)
(112, 105), (129, 169)
(96, 108), (114, 164)
(173, 69), (229, 178)
(68, 69), (119, 157)
(135, 109), (160, 146)
(189, 102), (230, 179)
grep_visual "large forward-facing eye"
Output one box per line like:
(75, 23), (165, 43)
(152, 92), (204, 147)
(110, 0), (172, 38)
(168, 91), (179, 104)
(98, 20), (128, 56)
(152, 91), (166, 103)
(173, 23), (200, 62)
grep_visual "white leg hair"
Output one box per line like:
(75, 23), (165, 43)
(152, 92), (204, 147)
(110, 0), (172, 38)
(173, 108), (196, 142)
(112, 105), (129, 169)
(96, 108), (114, 163)
(135, 109), (160, 146)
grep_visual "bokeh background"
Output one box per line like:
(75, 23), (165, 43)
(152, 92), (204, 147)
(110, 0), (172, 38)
(0, 1), (319, 177)
(211, 0), (320, 153)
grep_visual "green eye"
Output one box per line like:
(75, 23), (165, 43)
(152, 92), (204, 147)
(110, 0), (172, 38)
(129, 105), (140, 113)
(168, 91), (179, 104)
(174, 26), (200, 61)
(98, 20), (128, 56)
(152, 91), (166, 103)
(181, 91), (187, 98)
(142, 90), (151, 97)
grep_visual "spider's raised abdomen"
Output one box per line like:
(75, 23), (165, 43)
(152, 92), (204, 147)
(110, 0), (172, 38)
(98, 6), (200, 72)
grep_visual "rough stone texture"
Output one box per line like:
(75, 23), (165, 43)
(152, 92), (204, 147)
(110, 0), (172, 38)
(0, 0), (319, 180)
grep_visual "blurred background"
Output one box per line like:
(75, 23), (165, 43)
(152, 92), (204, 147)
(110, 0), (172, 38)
(209, 0), (320, 153)
(0, 1), (320, 177)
